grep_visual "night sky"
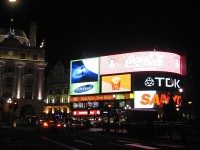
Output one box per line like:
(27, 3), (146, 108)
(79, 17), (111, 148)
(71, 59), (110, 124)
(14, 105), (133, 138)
(0, 0), (199, 70)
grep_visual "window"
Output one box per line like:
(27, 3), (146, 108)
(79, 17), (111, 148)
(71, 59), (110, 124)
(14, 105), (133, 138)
(33, 54), (38, 60)
(4, 66), (14, 73)
(4, 77), (14, 97)
(24, 78), (33, 99)
(63, 96), (68, 103)
(21, 53), (26, 59)
(55, 89), (62, 95)
(5, 77), (13, 88)
(56, 96), (60, 104)
(49, 97), (54, 104)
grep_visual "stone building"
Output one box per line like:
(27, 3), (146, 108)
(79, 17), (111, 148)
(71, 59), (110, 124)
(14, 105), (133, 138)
(0, 22), (47, 123)
(43, 60), (70, 119)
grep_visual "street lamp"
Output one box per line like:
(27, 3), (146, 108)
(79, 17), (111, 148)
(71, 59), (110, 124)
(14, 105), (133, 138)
(7, 98), (12, 107)
(7, 98), (13, 119)
(162, 100), (167, 123)
(188, 101), (192, 122)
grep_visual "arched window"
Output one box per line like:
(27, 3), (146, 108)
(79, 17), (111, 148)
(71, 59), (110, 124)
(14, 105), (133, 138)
(4, 77), (14, 97)
(25, 78), (34, 99)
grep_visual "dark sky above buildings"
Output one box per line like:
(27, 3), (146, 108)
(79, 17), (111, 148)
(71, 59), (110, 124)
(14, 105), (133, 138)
(0, 0), (199, 70)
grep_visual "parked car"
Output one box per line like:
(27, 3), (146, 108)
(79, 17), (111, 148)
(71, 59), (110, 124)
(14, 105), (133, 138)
(63, 119), (85, 130)
(71, 120), (85, 130)
(35, 118), (62, 132)
(61, 117), (73, 129)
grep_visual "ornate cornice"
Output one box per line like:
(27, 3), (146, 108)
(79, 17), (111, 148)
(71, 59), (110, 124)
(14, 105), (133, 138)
(35, 62), (48, 69)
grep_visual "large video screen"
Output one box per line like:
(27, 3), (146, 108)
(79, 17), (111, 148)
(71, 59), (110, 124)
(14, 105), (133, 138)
(101, 74), (131, 93)
(133, 72), (183, 92)
(100, 51), (183, 75)
(134, 90), (182, 108)
(70, 57), (100, 95)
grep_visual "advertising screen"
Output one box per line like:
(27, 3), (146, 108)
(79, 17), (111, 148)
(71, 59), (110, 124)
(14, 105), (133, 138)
(133, 72), (183, 92)
(100, 51), (183, 75)
(70, 94), (115, 102)
(73, 110), (101, 116)
(70, 57), (100, 95)
(134, 91), (182, 108)
(101, 74), (131, 93)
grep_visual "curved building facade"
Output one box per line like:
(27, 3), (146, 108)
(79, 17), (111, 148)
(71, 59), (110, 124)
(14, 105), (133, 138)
(69, 50), (187, 123)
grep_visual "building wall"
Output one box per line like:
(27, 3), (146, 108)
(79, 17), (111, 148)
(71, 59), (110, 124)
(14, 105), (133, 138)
(43, 60), (70, 119)
(0, 22), (47, 122)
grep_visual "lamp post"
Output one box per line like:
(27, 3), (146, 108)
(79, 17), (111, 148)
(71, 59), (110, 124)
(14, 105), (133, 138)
(7, 98), (13, 120)
(162, 100), (167, 123)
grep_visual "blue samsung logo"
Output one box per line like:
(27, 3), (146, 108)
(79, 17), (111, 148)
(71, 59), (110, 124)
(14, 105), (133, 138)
(74, 84), (94, 93)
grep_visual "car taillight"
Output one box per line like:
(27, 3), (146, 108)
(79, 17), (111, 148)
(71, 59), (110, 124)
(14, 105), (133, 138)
(43, 122), (49, 127)
(57, 123), (62, 128)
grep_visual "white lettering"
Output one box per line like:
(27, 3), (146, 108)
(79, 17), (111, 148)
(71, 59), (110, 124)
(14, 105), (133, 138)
(79, 111), (87, 115)
(174, 79), (180, 88)
(125, 54), (164, 68)
(155, 77), (165, 86)
(146, 77), (181, 88)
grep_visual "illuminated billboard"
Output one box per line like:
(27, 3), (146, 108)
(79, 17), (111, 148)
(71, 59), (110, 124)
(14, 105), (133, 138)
(100, 51), (183, 75)
(134, 91), (182, 109)
(133, 72), (183, 92)
(70, 57), (100, 95)
(101, 74), (131, 93)
(73, 110), (101, 116)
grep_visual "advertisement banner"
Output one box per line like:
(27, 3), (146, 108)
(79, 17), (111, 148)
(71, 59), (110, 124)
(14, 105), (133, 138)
(70, 94), (115, 102)
(73, 110), (101, 116)
(70, 57), (100, 95)
(100, 51), (183, 75)
(133, 72), (183, 92)
(101, 74), (131, 93)
(134, 91), (182, 108)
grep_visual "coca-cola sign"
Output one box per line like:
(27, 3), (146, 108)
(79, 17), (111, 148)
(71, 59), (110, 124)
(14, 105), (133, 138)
(125, 53), (164, 67)
(100, 51), (183, 75)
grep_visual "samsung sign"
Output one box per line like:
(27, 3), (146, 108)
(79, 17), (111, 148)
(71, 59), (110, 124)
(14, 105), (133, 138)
(134, 72), (183, 92)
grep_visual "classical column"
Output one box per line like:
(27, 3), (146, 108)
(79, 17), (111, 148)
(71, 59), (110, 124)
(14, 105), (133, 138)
(36, 62), (47, 100)
(15, 61), (25, 99)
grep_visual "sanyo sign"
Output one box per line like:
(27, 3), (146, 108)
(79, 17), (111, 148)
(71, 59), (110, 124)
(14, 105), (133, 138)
(134, 91), (182, 109)
(144, 77), (181, 89)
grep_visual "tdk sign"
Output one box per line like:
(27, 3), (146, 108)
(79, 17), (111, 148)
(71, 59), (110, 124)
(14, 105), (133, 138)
(144, 77), (180, 88)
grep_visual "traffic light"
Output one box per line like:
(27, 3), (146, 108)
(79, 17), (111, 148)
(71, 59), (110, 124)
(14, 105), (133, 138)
(107, 104), (112, 114)
(13, 101), (18, 111)
(107, 104), (112, 109)
(87, 107), (90, 114)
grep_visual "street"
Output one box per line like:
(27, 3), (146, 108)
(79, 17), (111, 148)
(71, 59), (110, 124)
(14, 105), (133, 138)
(1, 126), (200, 150)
